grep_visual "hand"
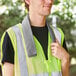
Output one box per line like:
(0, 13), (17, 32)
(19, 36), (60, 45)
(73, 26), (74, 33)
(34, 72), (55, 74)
(51, 39), (69, 62)
(51, 39), (70, 76)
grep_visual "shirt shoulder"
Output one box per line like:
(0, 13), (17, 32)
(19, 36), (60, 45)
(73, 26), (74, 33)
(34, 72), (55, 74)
(2, 32), (14, 64)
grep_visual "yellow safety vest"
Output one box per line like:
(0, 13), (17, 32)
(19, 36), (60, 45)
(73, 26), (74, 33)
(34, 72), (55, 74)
(1, 15), (64, 76)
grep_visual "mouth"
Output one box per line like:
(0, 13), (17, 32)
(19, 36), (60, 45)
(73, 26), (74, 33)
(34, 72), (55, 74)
(44, 5), (51, 9)
(44, 4), (52, 8)
(44, 5), (50, 7)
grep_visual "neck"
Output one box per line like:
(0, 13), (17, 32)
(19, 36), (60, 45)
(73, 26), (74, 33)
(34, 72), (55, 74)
(29, 11), (46, 27)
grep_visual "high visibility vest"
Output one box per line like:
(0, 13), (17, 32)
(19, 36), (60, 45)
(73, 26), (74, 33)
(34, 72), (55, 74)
(1, 15), (64, 76)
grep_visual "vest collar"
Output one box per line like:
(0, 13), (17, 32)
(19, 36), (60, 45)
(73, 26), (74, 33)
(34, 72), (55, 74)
(22, 14), (56, 57)
(22, 14), (37, 57)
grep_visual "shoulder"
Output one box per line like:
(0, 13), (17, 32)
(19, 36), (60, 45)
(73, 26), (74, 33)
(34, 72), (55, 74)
(1, 23), (22, 51)
(1, 32), (9, 52)
(6, 23), (22, 39)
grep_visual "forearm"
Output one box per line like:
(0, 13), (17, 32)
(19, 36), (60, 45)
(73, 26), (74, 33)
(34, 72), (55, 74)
(3, 62), (14, 76)
(61, 53), (70, 76)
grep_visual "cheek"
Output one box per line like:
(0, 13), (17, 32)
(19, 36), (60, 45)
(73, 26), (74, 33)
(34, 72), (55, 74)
(30, 0), (44, 11)
(35, 0), (44, 7)
(35, 3), (43, 11)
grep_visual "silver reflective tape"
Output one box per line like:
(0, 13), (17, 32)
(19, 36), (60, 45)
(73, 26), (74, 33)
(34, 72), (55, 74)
(51, 72), (62, 76)
(31, 72), (49, 76)
(22, 14), (37, 57)
(46, 20), (61, 44)
(53, 27), (61, 44)
(12, 26), (28, 76)
(47, 23), (56, 42)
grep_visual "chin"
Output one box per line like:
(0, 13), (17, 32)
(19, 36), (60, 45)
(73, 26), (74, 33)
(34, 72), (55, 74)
(40, 12), (50, 16)
(44, 11), (50, 16)
(39, 9), (51, 16)
(44, 9), (51, 15)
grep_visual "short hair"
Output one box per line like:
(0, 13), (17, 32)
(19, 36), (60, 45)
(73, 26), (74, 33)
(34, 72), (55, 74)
(24, 0), (29, 11)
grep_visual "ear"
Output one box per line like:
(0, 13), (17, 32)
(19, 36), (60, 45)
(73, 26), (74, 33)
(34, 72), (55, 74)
(24, 0), (30, 5)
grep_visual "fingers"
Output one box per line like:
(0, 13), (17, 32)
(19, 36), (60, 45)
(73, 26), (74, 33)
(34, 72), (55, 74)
(51, 39), (60, 47)
(51, 39), (61, 59)
(51, 42), (59, 48)
(51, 39), (69, 61)
(51, 46), (57, 55)
(51, 43), (58, 57)
(51, 41), (58, 55)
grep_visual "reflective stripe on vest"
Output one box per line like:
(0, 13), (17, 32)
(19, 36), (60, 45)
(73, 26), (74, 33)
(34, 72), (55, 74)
(31, 73), (49, 76)
(31, 72), (62, 76)
(51, 72), (62, 76)
(12, 26), (28, 76)
(22, 15), (37, 57)
(47, 22), (56, 42)
(46, 20), (61, 44)
(53, 27), (61, 44)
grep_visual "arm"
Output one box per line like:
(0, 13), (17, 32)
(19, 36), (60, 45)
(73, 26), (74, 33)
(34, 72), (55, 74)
(61, 53), (70, 76)
(1, 32), (14, 76)
(3, 62), (14, 76)
(51, 39), (70, 76)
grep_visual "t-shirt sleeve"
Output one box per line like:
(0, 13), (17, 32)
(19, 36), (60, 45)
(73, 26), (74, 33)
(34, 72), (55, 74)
(63, 38), (68, 52)
(2, 32), (14, 64)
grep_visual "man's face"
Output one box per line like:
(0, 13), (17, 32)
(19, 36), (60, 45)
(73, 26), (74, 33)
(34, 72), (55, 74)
(29, 0), (53, 16)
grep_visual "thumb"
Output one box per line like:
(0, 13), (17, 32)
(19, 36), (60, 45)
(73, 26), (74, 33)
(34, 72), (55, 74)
(56, 39), (60, 44)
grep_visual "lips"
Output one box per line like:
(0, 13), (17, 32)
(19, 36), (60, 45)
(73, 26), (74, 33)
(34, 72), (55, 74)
(44, 5), (50, 7)
(44, 3), (52, 8)
(44, 5), (51, 9)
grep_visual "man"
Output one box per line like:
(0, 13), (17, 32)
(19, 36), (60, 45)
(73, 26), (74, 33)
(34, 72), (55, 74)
(1, 0), (70, 76)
